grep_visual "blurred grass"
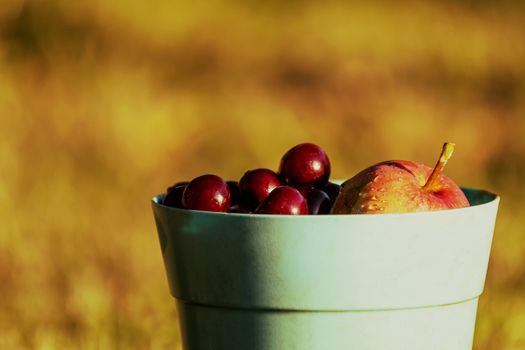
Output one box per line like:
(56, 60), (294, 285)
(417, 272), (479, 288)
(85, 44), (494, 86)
(1, 0), (524, 349)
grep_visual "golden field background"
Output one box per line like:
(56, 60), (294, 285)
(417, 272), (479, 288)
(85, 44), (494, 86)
(1, 0), (524, 349)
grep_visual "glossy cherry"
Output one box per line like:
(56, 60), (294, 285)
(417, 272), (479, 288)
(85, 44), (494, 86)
(299, 187), (332, 215)
(166, 181), (189, 194)
(239, 168), (281, 209)
(322, 181), (341, 204)
(255, 186), (308, 215)
(227, 181), (240, 207)
(182, 174), (231, 212)
(229, 205), (252, 214)
(163, 184), (186, 208)
(278, 143), (331, 187)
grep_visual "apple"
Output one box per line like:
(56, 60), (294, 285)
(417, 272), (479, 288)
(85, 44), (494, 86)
(331, 143), (470, 214)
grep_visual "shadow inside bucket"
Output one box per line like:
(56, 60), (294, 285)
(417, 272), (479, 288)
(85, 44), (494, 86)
(462, 188), (497, 206)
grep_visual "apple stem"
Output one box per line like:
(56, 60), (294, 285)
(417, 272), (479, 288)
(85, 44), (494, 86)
(423, 142), (456, 191)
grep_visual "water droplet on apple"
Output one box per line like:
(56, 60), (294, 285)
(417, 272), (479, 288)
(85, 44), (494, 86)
(366, 204), (379, 211)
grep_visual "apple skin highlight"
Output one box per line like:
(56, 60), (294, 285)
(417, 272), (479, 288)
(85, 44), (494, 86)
(331, 160), (470, 214)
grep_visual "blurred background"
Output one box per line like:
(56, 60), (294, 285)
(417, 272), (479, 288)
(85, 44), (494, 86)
(1, 0), (524, 349)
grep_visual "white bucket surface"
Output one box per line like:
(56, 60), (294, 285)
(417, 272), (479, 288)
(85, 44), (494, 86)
(152, 188), (499, 350)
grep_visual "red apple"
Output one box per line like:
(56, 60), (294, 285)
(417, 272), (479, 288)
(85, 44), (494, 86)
(331, 143), (470, 214)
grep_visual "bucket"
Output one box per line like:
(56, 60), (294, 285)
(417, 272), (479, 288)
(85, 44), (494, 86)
(151, 188), (499, 350)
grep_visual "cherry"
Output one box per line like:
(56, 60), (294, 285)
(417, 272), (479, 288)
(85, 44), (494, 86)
(229, 205), (252, 214)
(163, 184), (186, 208)
(166, 181), (189, 194)
(255, 186), (308, 215)
(322, 182), (341, 204)
(239, 168), (282, 209)
(279, 143), (331, 187)
(182, 174), (231, 212)
(227, 181), (240, 207)
(299, 187), (332, 215)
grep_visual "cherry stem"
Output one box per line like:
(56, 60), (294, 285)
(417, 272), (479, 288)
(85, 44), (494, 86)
(423, 142), (455, 191)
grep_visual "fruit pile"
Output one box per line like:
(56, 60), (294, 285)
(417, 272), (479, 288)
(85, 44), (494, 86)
(163, 143), (340, 215)
(162, 142), (470, 215)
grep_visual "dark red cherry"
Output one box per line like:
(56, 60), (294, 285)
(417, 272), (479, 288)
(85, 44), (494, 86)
(301, 187), (332, 215)
(163, 184), (186, 208)
(278, 143), (331, 187)
(229, 205), (252, 214)
(255, 186), (308, 215)
(322, 182), (341, 204)
(182, 174), (231, 212)
(239, 168), (281, 209)
(166, 181), (189, 193)
(227, 181), (240, 207)
(296, 185), (312, 198)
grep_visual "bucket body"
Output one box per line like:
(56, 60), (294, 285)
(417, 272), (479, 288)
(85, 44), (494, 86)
(152, 188), (499, 350)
